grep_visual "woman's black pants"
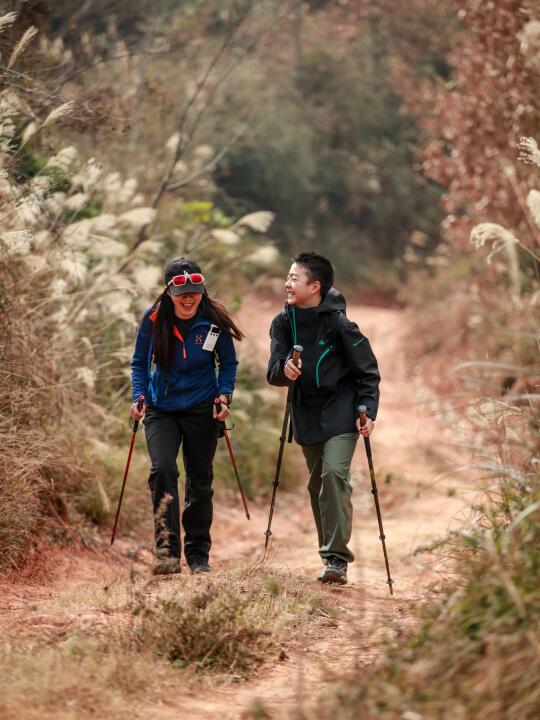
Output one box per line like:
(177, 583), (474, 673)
(143, 404), (220, 565)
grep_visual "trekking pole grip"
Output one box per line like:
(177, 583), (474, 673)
(292, 344), (303, 367)
(133, 395), (145, 432)
(357, 404), (368, 426)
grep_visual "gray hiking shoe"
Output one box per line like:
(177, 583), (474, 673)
(189, 559), (211, 575)
(152, 557), (181, 575)
(320, 556), (347, 585)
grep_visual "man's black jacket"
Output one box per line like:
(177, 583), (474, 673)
(267, 288), (381, 446)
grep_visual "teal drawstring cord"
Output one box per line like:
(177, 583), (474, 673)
(291, 306), (297, 345)
(286, 305), (298, 345)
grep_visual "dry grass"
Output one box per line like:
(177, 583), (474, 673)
(132, 567), (331, 678)
(0, 639), (166, 720)
(293, 475), (540, 719)
(0, 254), (118, 569)
(0, 565), (336, 719)
(1, 271), (81, 567)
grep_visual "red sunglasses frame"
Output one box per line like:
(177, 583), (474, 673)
(167, 273), (205, 287)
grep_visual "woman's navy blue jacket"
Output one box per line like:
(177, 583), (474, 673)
(130, 307), (238, 411)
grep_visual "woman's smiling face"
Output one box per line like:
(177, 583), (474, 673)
(168, 290), (202, 319)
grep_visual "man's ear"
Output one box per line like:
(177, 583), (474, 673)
(311, 280), (321, 295)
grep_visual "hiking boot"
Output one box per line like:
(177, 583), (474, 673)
(189, 559), (211, 575)
(152, 557), (181, 575)
(320, 556), (347, 585)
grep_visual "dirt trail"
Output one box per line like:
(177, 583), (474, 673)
(1, 299), (476, 719)
(177, 299), (476, 720)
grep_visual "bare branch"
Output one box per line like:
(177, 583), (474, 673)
(165, 126), (247, 192)
(128, 1), (257, 254)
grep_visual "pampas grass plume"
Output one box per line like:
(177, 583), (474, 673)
(8, 26), (38, 69)
(42, 101), (75, 128)
(235, 211), (275, 233)
(0, 12), (17, 34)
(119, 207), (156, 229)
(211, 228), (240, 246)
(517, 137), (540, 168)
(247, 245), (280, 267)
(1, 230), (33, 255)
(526, 189), (540, 229)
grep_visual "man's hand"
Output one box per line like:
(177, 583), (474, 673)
(130, 402), (147, 421)
(213, 395), (230, 421)
(284, 357), (302, 381)
(356, 416), (374, 437)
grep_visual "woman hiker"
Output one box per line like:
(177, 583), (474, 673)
(130, 258), (243, 575)
(267, 251), (381, 585)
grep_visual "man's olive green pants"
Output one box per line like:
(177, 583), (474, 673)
(301, 433), (358, 564)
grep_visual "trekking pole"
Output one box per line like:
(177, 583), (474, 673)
(358, 405), (394, 595)
(264, 345), (303, 549)
(111, 395), (144, 545)
(214, 398), (250, 520)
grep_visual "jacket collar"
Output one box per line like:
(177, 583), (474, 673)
(283, 287), (346, 317)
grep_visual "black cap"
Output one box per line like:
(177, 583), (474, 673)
(164, 257), (206, 296)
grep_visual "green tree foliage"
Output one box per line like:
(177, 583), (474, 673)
(215, 17), (445, 284)
(5, 0), (449, 288)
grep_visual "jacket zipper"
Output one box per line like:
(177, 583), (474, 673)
(173, 326), (187, 359)
(315, 347), (332, 388)
(148, 313), (213, 403)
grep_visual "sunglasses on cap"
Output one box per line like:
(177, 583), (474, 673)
(167, 273), (205, 287)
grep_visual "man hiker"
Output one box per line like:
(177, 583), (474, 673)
(267, 251), (381, 585)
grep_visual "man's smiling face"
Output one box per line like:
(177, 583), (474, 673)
(284, 262), (321, 308)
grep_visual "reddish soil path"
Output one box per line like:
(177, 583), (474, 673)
(0, 298), (476, 719)
(159, 298), (476, 719)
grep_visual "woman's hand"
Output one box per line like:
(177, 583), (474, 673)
(213, 396), (230, 421)
(131, 402), (147, 421)
(284, 357), (302, 381)
(356, 416), (374, 437)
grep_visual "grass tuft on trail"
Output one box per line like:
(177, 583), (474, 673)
(0, 567), (337, 719)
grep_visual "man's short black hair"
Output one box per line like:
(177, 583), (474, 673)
(293, 251), (334, 297)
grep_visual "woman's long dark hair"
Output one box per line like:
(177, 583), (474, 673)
(148, 290), (245, 371)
